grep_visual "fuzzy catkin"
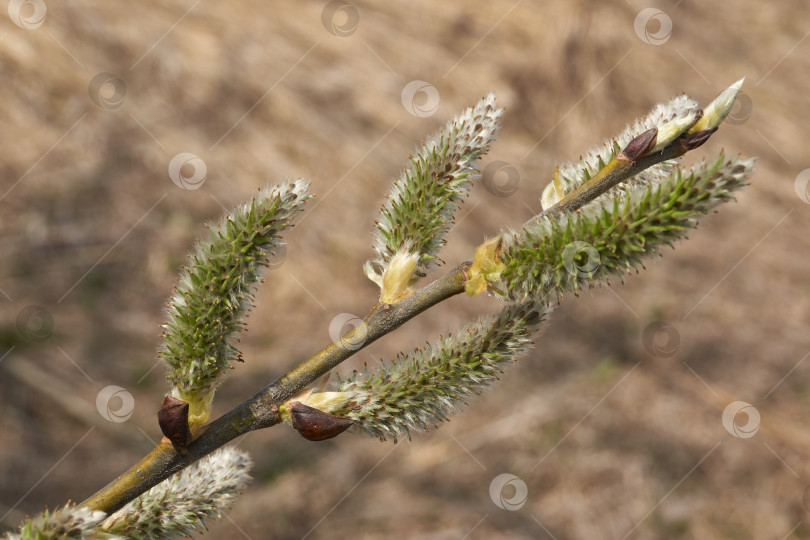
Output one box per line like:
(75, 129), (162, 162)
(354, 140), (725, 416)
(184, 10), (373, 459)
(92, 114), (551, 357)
(365, 92), (503, 286)
(553, 94), (699, 199)
(504, 154), (755, 303)
(160, 180), (310, 403)
(100, 447), (252, 539)
(337, 300), (552, 440)
(3, 504), (108, 540)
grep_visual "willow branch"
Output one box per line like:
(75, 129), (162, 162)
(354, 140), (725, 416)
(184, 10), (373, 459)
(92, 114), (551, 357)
(80, 122), (710, 516)
(81, 265), (469, 514)
(545, 129), (705, 219)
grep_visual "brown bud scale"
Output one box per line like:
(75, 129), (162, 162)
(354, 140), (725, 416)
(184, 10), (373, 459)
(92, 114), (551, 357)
(617, 128), (658, 162)
(290, 402), (354, 442)
(682, 127), (718, 151)
(158, 395), (192, 450)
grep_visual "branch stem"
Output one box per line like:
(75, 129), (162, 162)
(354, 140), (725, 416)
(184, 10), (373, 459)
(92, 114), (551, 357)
(82, 264), (469, 514)
(548, 139), (687, 218)
(80, 129), (701, 516)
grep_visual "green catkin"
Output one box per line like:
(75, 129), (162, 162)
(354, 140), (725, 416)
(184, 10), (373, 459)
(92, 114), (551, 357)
(337, 300), (551, 441)
(504, 154), (755, 303)
(100, 448), (252, 540)
(159, 179), (311, 423)
(546, 94), (699, 208)
(7, 504), (106, 540)
(365, 92), (503, 288)
(10, 85), (754, 540)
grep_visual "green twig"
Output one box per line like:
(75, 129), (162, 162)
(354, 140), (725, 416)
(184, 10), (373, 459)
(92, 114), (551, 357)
(81, 265), (469, 514)
(80, 85), (735, 516)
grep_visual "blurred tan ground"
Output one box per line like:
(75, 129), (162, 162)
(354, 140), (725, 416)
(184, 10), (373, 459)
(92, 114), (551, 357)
(1, 1), (809, 538)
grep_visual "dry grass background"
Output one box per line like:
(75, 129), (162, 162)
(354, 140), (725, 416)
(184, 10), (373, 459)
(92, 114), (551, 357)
(1, 0), (809, 538)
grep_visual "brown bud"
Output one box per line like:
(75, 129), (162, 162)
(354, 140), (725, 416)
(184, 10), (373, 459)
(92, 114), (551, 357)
(158, 395), (192, 450)
(682, 127), (718, 151)
(290, 402), (354, 441)
(617, 128), (658, 162)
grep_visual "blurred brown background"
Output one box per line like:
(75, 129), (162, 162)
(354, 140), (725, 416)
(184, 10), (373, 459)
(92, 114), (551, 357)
(1, 0), (809, 538)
